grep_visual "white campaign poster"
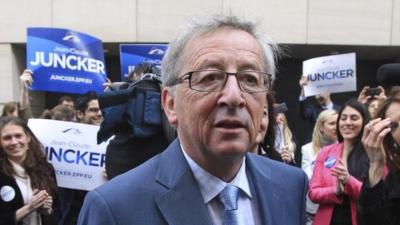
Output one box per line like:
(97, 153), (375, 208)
(28, 119), (108, 191)
(302, 53), (357, 97)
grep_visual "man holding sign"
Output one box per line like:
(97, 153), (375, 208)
(302, 53), (357, 97)
(298, 53), (356, 142)
(299, 75), (340, 142)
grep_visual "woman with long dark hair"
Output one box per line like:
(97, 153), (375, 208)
(0, 117), (58, 225)
(309, 99), (370, 225)
(252, 92), (282, 162)
(358, 96), (400, 225)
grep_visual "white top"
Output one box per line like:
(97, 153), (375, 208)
(301, 142), (319, 214)
(181, 146), (261, 225)
(14, 176), (29, 204)
(11, 160), (41, 225)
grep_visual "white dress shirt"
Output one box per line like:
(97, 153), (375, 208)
(181, 146), (261, 225)
(301, 142), (319, 214)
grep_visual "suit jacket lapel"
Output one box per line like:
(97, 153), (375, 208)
(154, 139), (213, 225)
(246, 154), (286, 225)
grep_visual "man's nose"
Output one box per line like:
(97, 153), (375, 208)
(217, 76), (245, 108)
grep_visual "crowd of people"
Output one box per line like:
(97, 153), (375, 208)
(0, 15), (399, 225)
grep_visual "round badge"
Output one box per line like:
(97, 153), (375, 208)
(0, 185), (15, 202)
(324, 156), (336, 169)
(311, 160), (316, 167)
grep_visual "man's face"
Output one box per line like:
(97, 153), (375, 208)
(315, 93), (330, 106)
(61, 100), (74, 109)
(77, 99), (103, 125)
(163, 28), (267, 168)
(275, 113), (285, 125)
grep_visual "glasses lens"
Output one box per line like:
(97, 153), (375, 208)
(237, 71), (269, 92)
(88, 108), (100, 113)
(189, 70), (270, 93)
(190, 70), (226, 92)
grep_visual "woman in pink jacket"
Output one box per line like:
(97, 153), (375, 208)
(309, 99), (370, 225)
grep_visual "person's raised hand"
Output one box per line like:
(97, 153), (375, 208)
(362, 118), (391, 186)
(377, 86), (387, 101)
(280, 145), (293, 164)
(20, 69), (33, 88)
(357, 86), (371, 104)
(299, 75), (308, 88)
(362, 118), (391, 165)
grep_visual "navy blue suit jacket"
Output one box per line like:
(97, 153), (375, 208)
(78, 139), (307, 225)
(299, 99), (340, 142)
(299, 99), (340, 126)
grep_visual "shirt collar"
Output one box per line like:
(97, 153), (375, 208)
(180, 144), (252, 204)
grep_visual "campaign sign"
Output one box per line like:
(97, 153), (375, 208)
(302, 53), (356, 97)
(28, 119), (108, 191)
(27, 28), (107, 94)
(119, 44), (167, 81)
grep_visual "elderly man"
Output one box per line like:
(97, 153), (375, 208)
(78, 15), (307, 225)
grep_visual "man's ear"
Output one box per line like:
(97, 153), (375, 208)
(255, 108), (269, 146)
(76, 111), (84, 121)
(162, 87), (177, 126)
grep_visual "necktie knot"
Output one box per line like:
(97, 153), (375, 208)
(218, 185), (240, 211)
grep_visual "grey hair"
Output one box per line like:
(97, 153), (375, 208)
(161, 15), (281, 87)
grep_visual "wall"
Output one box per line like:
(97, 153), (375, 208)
(0, 0), (399, 45)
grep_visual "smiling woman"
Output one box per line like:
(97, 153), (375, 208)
(309, 99), (370, 225)
(0, 117), (58, 225)
(358, 96), (400, 225)
(1, 123), (31, 164)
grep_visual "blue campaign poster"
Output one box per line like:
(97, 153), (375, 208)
(119, 44), (168, 81)
(27, 27), (107, 94)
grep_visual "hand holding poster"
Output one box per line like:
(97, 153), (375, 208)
(119, 44), (167, 81)
(27, 28), (107, 94)
(28, 119), (108, 191)
(302, 53), (356, 97)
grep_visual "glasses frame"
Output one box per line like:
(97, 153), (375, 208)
(86, 107), (101, 113)
(173, 70), (272, 93)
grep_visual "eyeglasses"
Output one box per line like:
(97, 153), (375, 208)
(87, 107), (100, 113)
(172, 70), (271, 93)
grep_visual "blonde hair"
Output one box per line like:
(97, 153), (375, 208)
(279, 113), (296, 155)
(312, 109), (338, 155)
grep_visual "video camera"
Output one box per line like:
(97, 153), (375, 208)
(97, 63), (163, 144)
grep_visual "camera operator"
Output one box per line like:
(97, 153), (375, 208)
(100, 63), (174, 179)
(299, 75), (340, 141)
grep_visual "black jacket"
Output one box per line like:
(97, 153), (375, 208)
(0, 170), (59, 225)
(299, 98), (340, 142)
(358, 169), (400, 225)
(299, 98), (340, 125)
